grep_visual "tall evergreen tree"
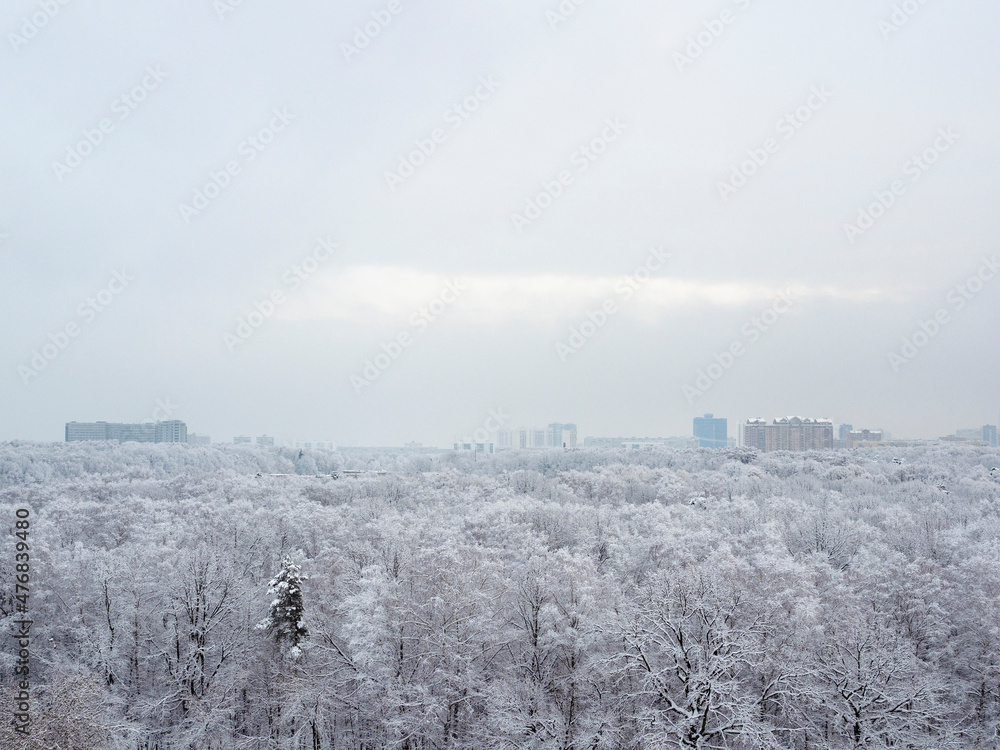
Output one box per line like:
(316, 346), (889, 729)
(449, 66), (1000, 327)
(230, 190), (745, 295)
(257, 557), (309, 657)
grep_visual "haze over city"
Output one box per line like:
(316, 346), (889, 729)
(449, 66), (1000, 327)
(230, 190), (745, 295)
(2, 0), (998, 445)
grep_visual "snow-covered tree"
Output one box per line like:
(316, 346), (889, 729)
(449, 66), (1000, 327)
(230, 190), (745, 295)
(3, 440), (999, 747)
(257, 557), (309, 658)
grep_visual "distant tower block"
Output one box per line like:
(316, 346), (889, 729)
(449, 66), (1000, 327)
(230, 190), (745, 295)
(693, 414), (727, 449)
(66, 420), (188, 443)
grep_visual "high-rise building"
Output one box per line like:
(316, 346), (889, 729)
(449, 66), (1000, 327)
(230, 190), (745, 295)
(956, 426), (998, 446)
(256, 435), (274, 446)
(693, 414), (727, 449)
(839, 424), (854, 441)
(743, 417), (834, 452)
(546, 423), (578, 449)
(510, 424), (579, 449)
(154, 420), (186, 443)
(845, 429), (883, 448)
(233, 436), (252, 444)
(188, 433), (211, 445)
(564, 423), (578, 449)
(66, 420), (188, 443)
(985, 425), (998, 447)
(65, 422), (112, 441)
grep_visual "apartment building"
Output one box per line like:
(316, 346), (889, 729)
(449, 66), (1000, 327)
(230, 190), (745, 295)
(65, 420), (188, 443)
(743, 417), (834, 452)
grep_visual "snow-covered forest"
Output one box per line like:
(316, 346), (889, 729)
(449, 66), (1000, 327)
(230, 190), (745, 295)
(3, 441), (1000, 749)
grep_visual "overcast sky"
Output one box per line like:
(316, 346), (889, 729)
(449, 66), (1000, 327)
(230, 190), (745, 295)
(2, 0), (998, 446)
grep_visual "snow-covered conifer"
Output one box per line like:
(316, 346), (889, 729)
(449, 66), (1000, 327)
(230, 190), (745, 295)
(257, 556), (309, 657)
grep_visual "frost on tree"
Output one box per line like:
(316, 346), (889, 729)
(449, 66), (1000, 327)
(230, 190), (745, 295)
(3, 441), (1000, 748)
(257, 556), (309, 657)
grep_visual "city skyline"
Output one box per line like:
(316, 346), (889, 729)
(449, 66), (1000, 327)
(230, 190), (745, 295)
(56, 413), (1000, 450)
(3, 2), (998, 448)
(20, 388), (999, 448)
